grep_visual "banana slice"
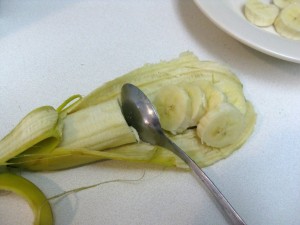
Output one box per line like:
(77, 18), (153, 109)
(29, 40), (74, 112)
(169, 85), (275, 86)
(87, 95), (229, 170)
(245, 0), (280, 27)
(197, 102), (245, 148)
(153, 85), (192, 134)
(213, 80), (247, 114)
(273, 0), (300, 8)
(197, 80), (226, 110)
(274, 3), (300, 40)
(182, 83), (207, 126)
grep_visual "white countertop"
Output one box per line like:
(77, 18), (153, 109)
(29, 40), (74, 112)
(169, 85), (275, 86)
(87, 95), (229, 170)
(1, 1), (300, 225)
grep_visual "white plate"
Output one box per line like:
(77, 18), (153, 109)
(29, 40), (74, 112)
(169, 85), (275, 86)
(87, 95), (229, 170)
(194, 0), (300, 63)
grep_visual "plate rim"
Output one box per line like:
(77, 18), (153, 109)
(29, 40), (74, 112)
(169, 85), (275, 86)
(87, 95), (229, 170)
(193, 0), (300, 64)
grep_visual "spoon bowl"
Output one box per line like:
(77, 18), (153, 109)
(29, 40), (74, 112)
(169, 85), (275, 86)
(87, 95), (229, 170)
(121, 83), (162, 145)
(120, 83), (246, 225)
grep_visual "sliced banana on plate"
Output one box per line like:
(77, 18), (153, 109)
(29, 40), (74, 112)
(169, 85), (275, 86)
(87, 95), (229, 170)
(274, 3), (300, 40)
(245, 0), (279, 27)
(273, 0), (300, 8)
(243, 0), (300, 40)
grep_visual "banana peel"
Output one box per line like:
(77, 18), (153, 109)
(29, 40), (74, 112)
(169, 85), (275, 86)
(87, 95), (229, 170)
(0, 52), (256, 171)
(0, 172), (53, 225)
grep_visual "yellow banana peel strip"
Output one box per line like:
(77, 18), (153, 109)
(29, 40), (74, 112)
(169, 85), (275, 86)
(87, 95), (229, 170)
(0, 172), (53, 225)
(0, 106), (62, 164)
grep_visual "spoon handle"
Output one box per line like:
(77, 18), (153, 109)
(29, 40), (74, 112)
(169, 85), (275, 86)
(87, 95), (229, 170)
(160, 137), (246, 225)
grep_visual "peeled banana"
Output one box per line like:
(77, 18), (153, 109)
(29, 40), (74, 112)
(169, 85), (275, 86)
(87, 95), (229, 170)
(196, 80), (226, 110)
(197, 102), (245, 148)
(153, 85), (192, 134)
(244, 0), (300, 40)
(182, 83), (206, 126)
(213, 79), (247, 114)
(245, 0), (279, 27)
(0, 52), (256, 171)
(273, 0), (300, 8)
(274, 3), (300, 40)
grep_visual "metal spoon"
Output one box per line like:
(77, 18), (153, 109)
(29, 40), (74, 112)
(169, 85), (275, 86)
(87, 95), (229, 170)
(120, 83), (246, 225)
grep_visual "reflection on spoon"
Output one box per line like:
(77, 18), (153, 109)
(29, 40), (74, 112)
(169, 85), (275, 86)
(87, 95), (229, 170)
(120, 83), (246, 225)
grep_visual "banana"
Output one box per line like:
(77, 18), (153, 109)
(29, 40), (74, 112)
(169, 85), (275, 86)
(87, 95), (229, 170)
(274, 3), (300, 40)
(1, 52), (256, 172)
(244, 0), (280, 27)
(0, 172), (53, 225)
(197, 102), (245, 148)
(182, 83), (207, 126)
(213, 80), (247, 114)
(196, 80), (226, 110)
(151, 81), (230, 135)
(153, 85), (192, 134)
(273, 0), (300, 8)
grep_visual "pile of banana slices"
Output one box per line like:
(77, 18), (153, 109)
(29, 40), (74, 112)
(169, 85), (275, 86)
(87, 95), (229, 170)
(153, 80), (247, 149)
(244, 0), (300, 40)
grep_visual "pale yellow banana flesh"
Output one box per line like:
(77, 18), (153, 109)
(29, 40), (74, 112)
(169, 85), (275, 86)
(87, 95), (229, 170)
(58, 99), (137, 150)
(6, 102), (256, 171)
(153, 85), (192, 134)
(244, 0), (300, 40)
(273, 0), (300, 8)
(182, 83), (206, 126)
(196, 80), (226, 111)
(0, 52), (256, 171)
(197, 102), (245, 148)
(274, 3), (300, 40)
(245, 0), (279, 27)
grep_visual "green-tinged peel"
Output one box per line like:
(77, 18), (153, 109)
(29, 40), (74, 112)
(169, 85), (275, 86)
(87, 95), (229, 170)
(0, 173), (53, 225)
(0, 106), (62, 164)
(8, 101), (255, 171)
(1, 52), (256, 172)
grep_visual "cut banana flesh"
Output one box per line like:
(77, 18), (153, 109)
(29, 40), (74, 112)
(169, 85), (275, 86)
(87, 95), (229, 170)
(1, 52), (256, 171)
(152, 77), (247, 144)
(196, 80), (226, 110)
(213, 80), (247, 114)
(197, 103), (245, 148)
(243, 0), (300, 40)
(182, 83), (207, 126)
(273, 0), (300, 8)
(245, 0), (280, 27)
(274, 3), (300, 40)
(153, 85), (192, 134)
(58, 99), (137, 150)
